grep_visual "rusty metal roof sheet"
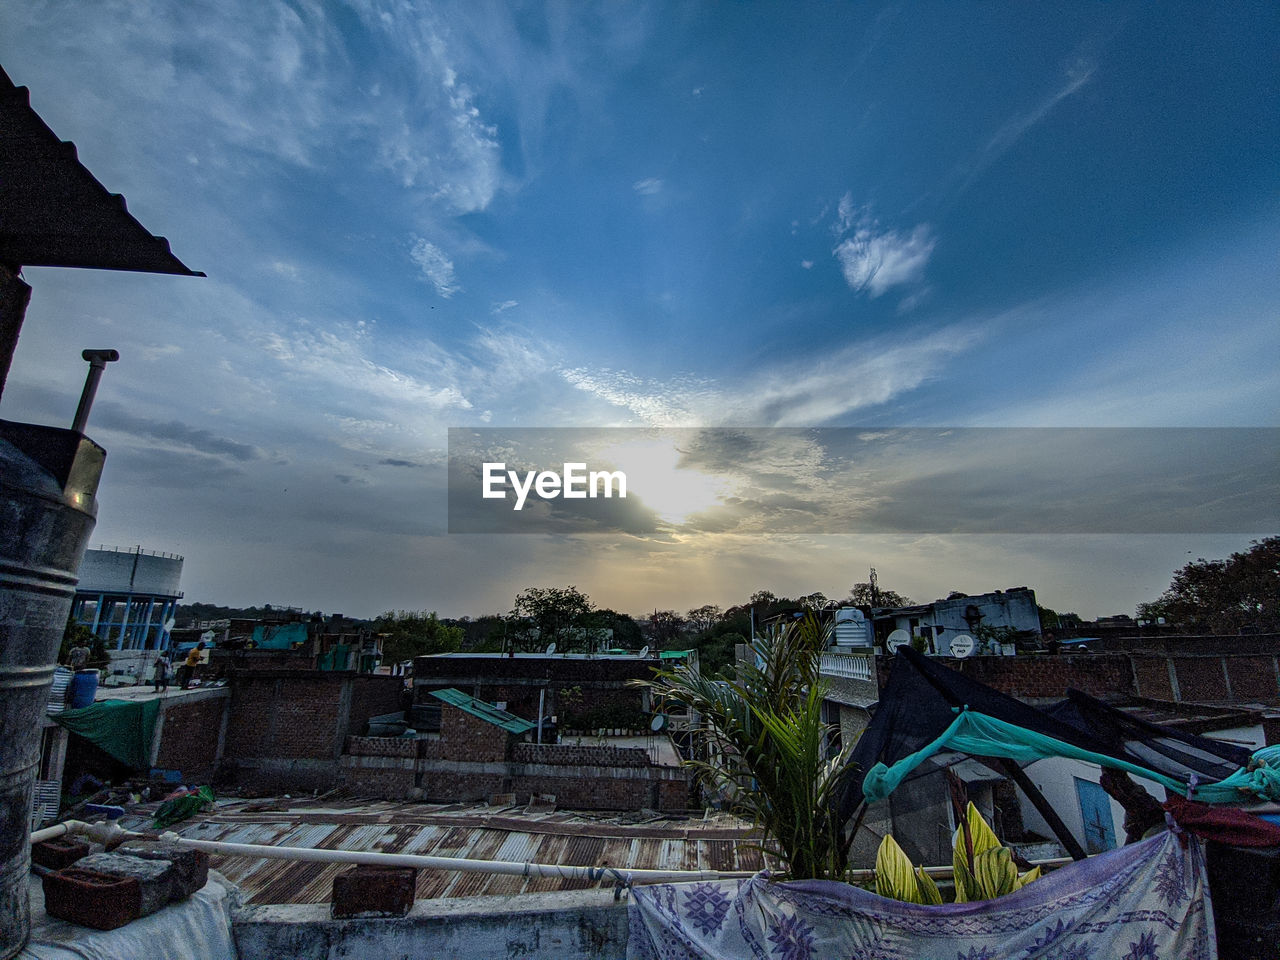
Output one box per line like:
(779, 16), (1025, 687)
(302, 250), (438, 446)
(125, 799), (762, 904)
(0, 65), (203, 275)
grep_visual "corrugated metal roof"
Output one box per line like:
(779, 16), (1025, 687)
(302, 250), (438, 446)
(0, 65), (203, 275)
(124, 799), (763, 904)
(429, 687), (536, 734)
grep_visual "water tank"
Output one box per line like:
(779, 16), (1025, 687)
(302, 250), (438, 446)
(0, 422), (104, 960)
(832, 607), (873, 647)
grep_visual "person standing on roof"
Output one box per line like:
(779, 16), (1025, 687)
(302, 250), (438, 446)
(67, 640), (90, 670)
(177, 642), (205, 689)
(153, 650), (171, 693)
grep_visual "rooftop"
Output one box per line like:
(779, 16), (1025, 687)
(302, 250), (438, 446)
(121, 798), (762, 905)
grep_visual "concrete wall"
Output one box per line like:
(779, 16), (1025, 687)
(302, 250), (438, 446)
(233, 888), (630, 960)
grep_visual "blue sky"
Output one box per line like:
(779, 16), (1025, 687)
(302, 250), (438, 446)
(1, 1), (1276, 618)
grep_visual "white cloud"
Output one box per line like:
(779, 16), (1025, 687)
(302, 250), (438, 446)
(633, 177), (664, 196)
(491, 300), (519, 315)
(956, 58), (1096, 194)
(834, 224), (936, 297)
(561, 323), (983, 427)
(800, 260), (814, 270)
(410, 239), (461, 298)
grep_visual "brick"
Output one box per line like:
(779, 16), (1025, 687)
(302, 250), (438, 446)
(113, 840), (210, 900)
(76, 853), (174, 918)
(331, 866), (417, 918)
(43, 868), (141, 931)
(31, 837), (90, 871)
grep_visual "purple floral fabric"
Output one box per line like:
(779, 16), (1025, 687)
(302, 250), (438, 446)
(627, 831), (1215, 960)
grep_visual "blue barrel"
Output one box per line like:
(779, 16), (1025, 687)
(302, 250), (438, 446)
(0, 421), (104, 959)
(68, 670), (98, 709)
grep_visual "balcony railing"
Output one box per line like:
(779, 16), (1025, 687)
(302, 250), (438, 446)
(820, 651), (874, 682)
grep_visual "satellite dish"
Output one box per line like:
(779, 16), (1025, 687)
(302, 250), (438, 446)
(950, 634), (976, 658)
(886, 629), (911, 652)
(544, 643), (557, 656)
(650, 714), (668, 732)
(638, 645), (650, 659)
(163, 617), (176, 633)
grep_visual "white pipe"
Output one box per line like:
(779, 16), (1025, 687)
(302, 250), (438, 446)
(32, 818), (1074, 886)
(158, 833), (741, 883)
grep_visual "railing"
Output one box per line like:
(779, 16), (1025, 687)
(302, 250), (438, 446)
(820, 651), (874, 682)
(90, 544), (184, 561)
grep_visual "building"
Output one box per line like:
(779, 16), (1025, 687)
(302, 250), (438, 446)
(70, 545), (184, 650)
(873, 586), (1042, 654)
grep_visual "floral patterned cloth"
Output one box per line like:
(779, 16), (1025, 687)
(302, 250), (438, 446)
(628, 831), (1215, 960)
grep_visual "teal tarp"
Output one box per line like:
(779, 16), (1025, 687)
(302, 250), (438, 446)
(863, 707), (1280, 806)
(54, 698), (160, 770)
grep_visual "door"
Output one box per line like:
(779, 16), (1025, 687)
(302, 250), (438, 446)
(1074, 777), (1117, 853)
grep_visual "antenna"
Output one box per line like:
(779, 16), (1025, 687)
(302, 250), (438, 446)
(544, 642), (556, 656)
(885, 628), (911, 653)
(650, 714), (668, 732)
(638, 645), (650, 659)
(949, 634), (975, 658)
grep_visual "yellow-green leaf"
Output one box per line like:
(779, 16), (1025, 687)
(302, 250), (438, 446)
(915, 867), (944, 905)
(1014, 865), (1042, 890)
(875, 835), (921, 903)
(972, 847), (1017, 900)
(952, 855), (975, 903)
(952, 802), (1001, 859)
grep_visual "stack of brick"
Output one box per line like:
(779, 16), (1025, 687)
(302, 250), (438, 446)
(40, 840), (209, 931)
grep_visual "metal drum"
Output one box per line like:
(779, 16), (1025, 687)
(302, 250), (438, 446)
(0, 421), (103, 960)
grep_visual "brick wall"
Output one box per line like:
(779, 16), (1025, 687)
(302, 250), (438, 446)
(218, 670), (404, 793)
(874, 651), (1280, 706)
(512, 742), (650, 768)
(152, 691), (228, 782)
(345, 735), (416, 757)
(439, 703), (519, 762)
(875, 654), (1134, 701)
(349, 675), (406, 728)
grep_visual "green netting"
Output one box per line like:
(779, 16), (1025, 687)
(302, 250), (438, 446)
(862, 707), (1280, 806)
(54, 697), (160, 769)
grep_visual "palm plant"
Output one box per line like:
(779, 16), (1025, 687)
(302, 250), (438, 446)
(640, 614), (857, 880)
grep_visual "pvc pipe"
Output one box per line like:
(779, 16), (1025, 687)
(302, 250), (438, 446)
(32, 818), (1073, 886)
(157, 833), (743, 883)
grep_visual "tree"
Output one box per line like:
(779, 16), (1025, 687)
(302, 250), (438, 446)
(641, 615), (858, 880)
(372, 610), (463, 663)
(645, 609), (688, 649)
(798, 592), (831, 612)
(685, 604), (722, 635)
(510, 585), (597, 650)
(1138, 537), (1280, 635)
(847, 581), (911, 608)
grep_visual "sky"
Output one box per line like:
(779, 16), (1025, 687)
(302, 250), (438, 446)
(1, 1), (1276, 620)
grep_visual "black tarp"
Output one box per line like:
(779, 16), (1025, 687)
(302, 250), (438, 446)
(836, 647), (1251, 818)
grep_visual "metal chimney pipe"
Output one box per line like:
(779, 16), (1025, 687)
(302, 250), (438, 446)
(71, 349), (118, 433)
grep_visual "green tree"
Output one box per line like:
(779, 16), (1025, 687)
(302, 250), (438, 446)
(1138, 537), (1279, 635)
(510, 585), (597, 650)
(645, 609), (688, 649)
(846, 581), (911, 608)
(640, 615), (858, 880)
(373, 610), (463, 663)
(685, 604), (722, 635)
